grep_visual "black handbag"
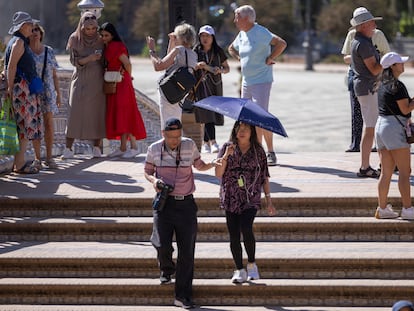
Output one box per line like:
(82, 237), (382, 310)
(159, 50), (196, 104)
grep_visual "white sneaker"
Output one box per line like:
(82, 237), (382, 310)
(61, 148), (74, 159)
(107, 149), (125, 158)
(122, 148), (139, 158)
(211, 143), (219, 153)
(247, 262), (260, 280)
(401, 206), (414, 220)
(201, 143), (211, 153)
(375, 204), (399, 219)
(231, 269), (247, 284)
(92, 146), (102, 158)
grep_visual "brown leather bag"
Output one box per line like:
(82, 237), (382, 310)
(103, 81), (116, 94)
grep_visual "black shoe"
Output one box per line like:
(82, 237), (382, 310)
(160, 273), (172, 285)
(345, 148), (360, 152)
(174, 297), (195, 309)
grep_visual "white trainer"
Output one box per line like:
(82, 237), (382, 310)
(107, 149), (125, 158)
(231, 269), (247, 284)
(375, 204), (399, 219)
(122, 148), (139, 158)
(92, 146), (102, 158)
(401, 206), (414, 220)
(247, 262), (260, 280)
(201, 143), (211, 153)
(211, 143), (220, 153)
(61, 148), (74, 159)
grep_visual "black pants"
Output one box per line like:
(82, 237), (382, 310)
(204, 122), (215, 142)
(225, 208), (257, 270)
(348, 69), (363, 151)
(151, 196), (198, 300)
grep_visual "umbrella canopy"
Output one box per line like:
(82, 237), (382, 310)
(194, 96), (288, 137)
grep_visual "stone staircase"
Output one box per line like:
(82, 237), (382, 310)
(1, 197), (414, 309)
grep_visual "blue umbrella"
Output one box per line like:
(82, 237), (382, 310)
(194, 96), (288, 137)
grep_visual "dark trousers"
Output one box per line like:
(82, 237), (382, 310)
(225, 208), (257, 270)
(204, 122), (215, 142)
(151, 196), (198, 300)
(348, 69), (363, 151)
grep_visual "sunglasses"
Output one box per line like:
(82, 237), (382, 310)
(84, 15), (97, 21)
(32, 28), (40, 33)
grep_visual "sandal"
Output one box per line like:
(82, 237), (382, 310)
(32, 159), (42, 170)
(13, 161), (39, 174)
(44, 158), (58, 169)
(357, 166), (380, 178)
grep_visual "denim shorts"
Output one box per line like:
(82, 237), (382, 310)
(375, 115), (409, 150)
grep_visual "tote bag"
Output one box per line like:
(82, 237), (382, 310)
(0, 97), (19, 155)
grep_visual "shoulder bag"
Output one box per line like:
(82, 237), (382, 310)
(159, 50), (196, 104)
(0, 97), (19, 155)
(384, 101), (414, 144)
(103, 67), (122, 95)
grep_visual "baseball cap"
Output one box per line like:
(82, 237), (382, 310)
(198, 25), (215, 36)
(380, 52), (409, 69)
(392, 300), (414, 311)
(164, 118), (182, 131)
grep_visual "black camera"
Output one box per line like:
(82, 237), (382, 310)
(152, 180), (174, 212)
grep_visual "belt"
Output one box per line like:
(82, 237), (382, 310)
(169, 194), (193, 201)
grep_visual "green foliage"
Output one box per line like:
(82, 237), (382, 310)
(399, 12), (414, 36)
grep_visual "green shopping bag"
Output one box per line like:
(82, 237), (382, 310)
(0, 97), (19, 155)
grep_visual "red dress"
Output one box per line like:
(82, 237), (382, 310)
(104, 41), (146, 140)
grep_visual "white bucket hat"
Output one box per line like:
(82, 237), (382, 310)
(198, 25), (215, 36)
(349, 7), (382, 30)
(8, 11), (39, 35)
(380, 52), (409, 69)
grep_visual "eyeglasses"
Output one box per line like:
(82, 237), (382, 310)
(84, 15), (97, 21)
(32, 28), (40, 33)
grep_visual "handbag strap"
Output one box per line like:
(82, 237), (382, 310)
(383, 100), (407, 129)
(41, 47), (48, 82)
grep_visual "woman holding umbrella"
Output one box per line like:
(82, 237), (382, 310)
(215, 121), (276, 283)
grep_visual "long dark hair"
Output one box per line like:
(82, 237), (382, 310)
(229, 121), (261, 149)
(380, 67), (399, 94)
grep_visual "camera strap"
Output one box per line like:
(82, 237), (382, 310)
(158, 142), (181, 188)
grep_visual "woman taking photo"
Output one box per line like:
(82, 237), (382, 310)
(215, 121), (276, 283)
(375, 52), (414, 220)
(99, 22), (146, 158)
(146, 23), (197, 128)
(5, 11), (42, 174)
(194, 25), (230, 154)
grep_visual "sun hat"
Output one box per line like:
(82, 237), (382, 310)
(392, 300), (414, 311)
(8, 11), (39, 35)
(380, 52), (409, 69)
(164, 118), (183, 131)
(198, 25), (215, 36)
(349, 7), (382, 30)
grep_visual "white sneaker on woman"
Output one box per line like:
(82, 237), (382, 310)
(231, 269), (247, 284)
(108, 149), (125, 158)
(122, 148), (139, 158)
(375, 204), (399, 219)
(401, 206), (414, 220)
(61, 148), (74, 159)
(247, 262), (260, 280)
(92, 146), (102, 158)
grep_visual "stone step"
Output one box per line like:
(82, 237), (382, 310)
(0, 197), (385, 217)
(1, 217), (414, 242)
(0, 277), (413, 307)
(1, 242), (414, 279)
(0, 305), (392, 311)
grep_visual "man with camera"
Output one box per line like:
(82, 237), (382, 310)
(144, 118), (219, 309)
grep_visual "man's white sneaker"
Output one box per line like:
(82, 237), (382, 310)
(231, 269), (247, 284)
(375, 204), (399, 219)
(92, 146), (102, 158)
(401, 206), (414, 220)
(247, 262), (260, 280)
(122, 148), (139, 158)
(211, 143), (220, 153)
(61, 148), (74, 159)
(201, 143), (211, 153)
(107, 149), (125, 158)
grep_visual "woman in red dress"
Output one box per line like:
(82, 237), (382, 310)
(99, 22), (146, 158)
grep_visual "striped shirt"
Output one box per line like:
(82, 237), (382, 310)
(144, 137), (204, 196)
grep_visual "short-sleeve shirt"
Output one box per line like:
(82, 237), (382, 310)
(217, 142), (269, 214)
(144, 137), (204, 196)
(231, 23), (273, 86)
(341, 29), (390, 57)
(165, 45), (197, 75)
(351, 32), (380, 96)
(378, 80), (411, 118)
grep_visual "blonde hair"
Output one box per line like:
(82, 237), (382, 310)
(174, 23), (196, 48)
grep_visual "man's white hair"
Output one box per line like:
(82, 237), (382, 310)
(235, 5), (256, 23)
